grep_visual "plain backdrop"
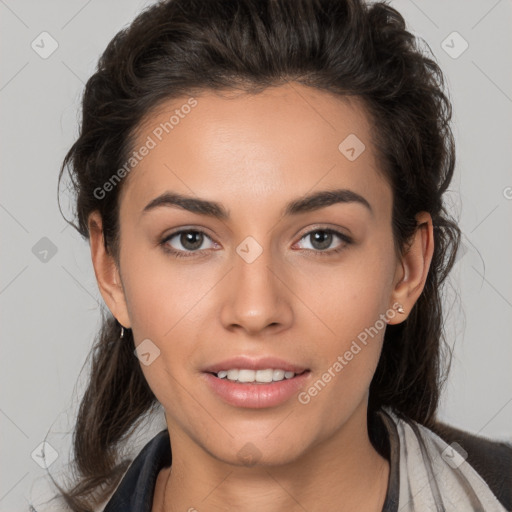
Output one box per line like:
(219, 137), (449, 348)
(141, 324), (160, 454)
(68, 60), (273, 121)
(1, 0), (511, 510)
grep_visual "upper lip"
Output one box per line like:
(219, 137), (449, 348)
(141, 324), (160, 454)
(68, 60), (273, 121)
(202, 356), (309, 374)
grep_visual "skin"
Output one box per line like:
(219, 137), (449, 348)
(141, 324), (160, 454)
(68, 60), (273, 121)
(88, 83), (434, 511)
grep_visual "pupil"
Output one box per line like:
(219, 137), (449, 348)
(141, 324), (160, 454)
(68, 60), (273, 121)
(181, 231), (203, 250)
(311, 231), (332, 250)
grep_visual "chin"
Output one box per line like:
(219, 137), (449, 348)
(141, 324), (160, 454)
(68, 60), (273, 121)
(206, 436), (309, 469)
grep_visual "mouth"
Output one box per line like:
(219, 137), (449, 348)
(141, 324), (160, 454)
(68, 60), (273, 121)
(201, 366), (312, 408)
(201, 356), (311, 408)
(206, 368), (310, 384)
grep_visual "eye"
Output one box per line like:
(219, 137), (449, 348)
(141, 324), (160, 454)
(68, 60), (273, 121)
(295, 228), (352, 256)
(160, 227), (352, 259)
(161, 229), (217, 258)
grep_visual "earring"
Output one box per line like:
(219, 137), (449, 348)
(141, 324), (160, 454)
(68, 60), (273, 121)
(120, 326), (125, 339)
(394, 303), (405, 314)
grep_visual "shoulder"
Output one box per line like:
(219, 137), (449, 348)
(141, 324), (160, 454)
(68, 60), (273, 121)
(430, 420), (512, 511)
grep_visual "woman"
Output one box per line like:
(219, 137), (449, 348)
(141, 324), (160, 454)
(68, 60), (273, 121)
(48, 0), (511, 510)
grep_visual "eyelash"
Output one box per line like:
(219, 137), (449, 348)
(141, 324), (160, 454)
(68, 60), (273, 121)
(159, 228), (352, 259)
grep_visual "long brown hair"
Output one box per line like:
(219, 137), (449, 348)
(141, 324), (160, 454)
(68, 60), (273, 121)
(53, 0), (460, 509)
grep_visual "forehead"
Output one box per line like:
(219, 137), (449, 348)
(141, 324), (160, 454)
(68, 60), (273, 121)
(120, 83), (391, 221)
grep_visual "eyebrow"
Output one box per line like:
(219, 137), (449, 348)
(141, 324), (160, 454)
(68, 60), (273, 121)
(141, 188), (373, 219)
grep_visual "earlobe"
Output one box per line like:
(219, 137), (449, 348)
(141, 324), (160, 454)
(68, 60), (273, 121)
(88, 211), (132, 328)
(387, 211), (434, 325)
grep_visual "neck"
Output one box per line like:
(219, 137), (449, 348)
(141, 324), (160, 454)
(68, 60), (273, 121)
(155, 406), (390, 512)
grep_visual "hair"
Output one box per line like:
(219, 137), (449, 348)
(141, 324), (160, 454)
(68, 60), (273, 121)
(53, 0), (461, 509)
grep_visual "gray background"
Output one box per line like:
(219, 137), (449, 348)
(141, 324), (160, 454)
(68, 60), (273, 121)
(1, 0), (511, 510)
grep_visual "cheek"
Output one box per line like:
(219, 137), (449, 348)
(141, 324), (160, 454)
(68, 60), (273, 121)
(297, 296), (387, 431)
(118, 239), (229, 400)
(118, 241), (211, 393)
(292, 242), (394, 337)
(291, 246), (393, 411)
(120, 232), (215, 338)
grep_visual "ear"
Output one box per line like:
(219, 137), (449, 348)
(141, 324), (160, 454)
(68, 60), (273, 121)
(387, 211), (434, 325)
(88, 210), (131, 328)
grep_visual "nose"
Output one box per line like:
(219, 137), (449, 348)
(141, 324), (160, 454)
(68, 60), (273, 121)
(219, 244), (293, 336)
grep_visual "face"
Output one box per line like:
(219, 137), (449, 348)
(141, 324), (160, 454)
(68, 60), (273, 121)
(93, 83), (418, 467)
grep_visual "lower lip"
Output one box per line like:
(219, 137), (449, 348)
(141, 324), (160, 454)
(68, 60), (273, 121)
(202, 371), (311, 409)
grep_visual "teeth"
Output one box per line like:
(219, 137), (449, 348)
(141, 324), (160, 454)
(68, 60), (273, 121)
(214, 368), (299, 383)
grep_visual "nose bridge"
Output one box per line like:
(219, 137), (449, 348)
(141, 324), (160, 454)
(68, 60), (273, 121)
(220, 234), (292, 333)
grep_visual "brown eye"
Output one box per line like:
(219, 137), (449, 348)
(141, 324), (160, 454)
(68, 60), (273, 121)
(161, 229), (216, 257)
(178, 231), (204, 251)
(309, 231), (333, 251)
(296, 228), (352, 254)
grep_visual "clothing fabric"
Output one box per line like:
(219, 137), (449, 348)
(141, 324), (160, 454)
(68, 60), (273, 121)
(102, 407), (512, 511)
(380, 408), (509, 511)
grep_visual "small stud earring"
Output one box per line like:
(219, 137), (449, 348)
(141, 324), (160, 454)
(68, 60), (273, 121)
(394, 303), (405, 314)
